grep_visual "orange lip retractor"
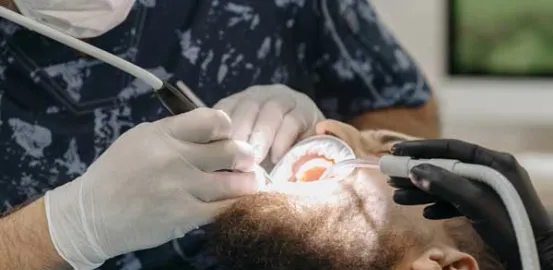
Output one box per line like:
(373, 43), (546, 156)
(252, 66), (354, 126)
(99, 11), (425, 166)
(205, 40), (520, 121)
(269, 135), (356, 184)
(292, 154), (336, 182)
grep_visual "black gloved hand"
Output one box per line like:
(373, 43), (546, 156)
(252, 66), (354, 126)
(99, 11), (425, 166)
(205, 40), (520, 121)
(388, 139), (552, 269)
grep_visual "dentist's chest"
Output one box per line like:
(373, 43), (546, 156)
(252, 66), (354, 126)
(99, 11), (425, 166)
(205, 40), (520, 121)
(0, 0), (316, 114)
(143, 0), (318, 107)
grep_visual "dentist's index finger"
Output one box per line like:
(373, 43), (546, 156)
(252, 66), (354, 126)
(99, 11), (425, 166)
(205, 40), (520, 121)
(249, 97), (295, 162)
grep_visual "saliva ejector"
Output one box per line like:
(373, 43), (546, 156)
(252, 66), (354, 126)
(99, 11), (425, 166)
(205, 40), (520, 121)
(321, 155), (540, 270)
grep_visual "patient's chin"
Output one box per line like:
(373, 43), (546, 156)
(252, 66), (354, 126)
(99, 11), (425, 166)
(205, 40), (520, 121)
(205, 192), (410, 270)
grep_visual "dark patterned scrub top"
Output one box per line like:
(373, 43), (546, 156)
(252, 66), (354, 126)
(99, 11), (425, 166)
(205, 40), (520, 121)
(0, 0), (431, 269)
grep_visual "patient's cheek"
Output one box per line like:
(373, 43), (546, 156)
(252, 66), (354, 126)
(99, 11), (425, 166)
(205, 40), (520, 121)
(357, 169), (395, 198)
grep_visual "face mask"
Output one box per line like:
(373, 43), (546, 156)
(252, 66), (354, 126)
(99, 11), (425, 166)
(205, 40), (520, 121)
(13, 0), (136, 38)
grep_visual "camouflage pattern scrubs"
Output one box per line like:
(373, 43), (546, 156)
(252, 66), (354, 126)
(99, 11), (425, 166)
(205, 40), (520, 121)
(0, 0), (431, 269)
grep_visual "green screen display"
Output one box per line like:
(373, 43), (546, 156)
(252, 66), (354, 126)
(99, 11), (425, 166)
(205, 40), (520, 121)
(449, 0), (553, 76)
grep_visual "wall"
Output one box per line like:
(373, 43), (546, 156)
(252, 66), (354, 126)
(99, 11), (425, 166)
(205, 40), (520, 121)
(369, 0), (445, 86)
(370, 0), (553, 207)
(369, 0), (553, 151)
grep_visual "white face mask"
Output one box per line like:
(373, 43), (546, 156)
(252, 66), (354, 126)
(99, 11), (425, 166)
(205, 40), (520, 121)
(13, 0), (136, 38)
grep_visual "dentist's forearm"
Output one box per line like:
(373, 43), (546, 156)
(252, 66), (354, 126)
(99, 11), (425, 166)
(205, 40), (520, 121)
(0, 0), (16, 10)
(349, 96), (440, 139)
(0, 197), (70, 270)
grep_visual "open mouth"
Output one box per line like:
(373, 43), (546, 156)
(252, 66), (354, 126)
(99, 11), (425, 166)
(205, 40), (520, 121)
(269, 135), (356, 184)
(292, 154), (336, 182)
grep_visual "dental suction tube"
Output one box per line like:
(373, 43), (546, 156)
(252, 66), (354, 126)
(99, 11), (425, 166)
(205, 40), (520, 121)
(379, 155), (540, 270)
(0, 6), (201, 115)
(0, 6), (164, 90)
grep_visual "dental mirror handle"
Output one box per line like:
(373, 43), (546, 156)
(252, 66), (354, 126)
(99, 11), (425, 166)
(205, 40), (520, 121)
(379, 156), (459, 178)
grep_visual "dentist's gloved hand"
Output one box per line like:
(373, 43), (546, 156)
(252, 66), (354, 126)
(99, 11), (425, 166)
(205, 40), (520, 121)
(45, 108), (263, 270)
(388, 139), (553, 269)
(214, 84), (325, 164)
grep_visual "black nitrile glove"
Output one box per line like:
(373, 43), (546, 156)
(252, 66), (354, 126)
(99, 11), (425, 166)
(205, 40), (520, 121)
(388, 139), (553, 269)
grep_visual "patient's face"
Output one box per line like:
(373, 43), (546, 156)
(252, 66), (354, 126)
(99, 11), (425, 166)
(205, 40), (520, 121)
(206, 121), (483, 270)
(209, 171), (434, 269)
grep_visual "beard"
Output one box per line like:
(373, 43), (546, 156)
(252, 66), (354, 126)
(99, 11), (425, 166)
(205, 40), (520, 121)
(204, 190), (425, 270)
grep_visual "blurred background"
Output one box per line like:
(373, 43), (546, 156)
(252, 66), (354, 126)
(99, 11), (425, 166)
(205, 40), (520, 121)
(370, 0), (553, 206)
(451, 0), (553, 76)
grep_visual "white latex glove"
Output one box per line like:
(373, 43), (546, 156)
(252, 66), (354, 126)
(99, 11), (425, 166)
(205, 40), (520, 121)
(214, 84), (325, 164)
(44, 108), (263, 270)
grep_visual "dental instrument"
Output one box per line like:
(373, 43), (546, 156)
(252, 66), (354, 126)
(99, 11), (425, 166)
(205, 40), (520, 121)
(0, 6), (198, 115)
(318, 158), (379, 181)
(322, 156), (540, 270)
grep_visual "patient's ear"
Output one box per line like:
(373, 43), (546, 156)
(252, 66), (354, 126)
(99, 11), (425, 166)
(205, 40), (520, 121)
(411, 247), (479, 270)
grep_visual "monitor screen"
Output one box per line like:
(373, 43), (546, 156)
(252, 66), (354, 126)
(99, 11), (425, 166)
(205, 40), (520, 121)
(448, 0), (553, 77)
